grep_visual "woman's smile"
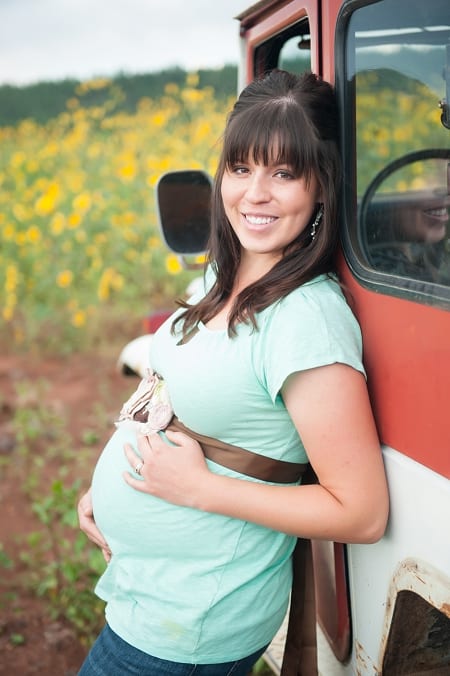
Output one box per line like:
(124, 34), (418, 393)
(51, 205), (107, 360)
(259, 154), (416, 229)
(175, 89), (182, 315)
(243, 213), (278, 230)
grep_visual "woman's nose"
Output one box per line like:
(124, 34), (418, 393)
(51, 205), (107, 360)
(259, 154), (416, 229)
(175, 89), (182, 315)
(245, 172), (271, 202)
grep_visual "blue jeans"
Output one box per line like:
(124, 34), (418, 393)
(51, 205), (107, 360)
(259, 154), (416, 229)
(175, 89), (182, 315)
(78, 624), (268, 676)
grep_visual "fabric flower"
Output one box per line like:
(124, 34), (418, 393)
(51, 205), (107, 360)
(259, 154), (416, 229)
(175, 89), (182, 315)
(115, 369), (173, 435)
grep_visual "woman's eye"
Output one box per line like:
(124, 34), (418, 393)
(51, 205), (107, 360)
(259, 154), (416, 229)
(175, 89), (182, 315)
(275, 169), (294, 180)
(232, 165), (249, 175)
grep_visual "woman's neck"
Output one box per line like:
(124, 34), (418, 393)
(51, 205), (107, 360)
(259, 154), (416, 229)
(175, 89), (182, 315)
(234, 252), (279, 292)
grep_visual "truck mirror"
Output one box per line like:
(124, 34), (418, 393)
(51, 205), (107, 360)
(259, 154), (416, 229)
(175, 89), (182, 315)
(156, 170), (212, 257)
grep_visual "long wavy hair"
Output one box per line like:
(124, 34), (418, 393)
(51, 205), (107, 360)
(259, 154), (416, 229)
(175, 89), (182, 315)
(173, 70), (341, 339)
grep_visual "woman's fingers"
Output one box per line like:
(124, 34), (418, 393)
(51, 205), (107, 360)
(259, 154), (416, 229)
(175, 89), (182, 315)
(123, 441), (144, 474)
(77, 489), (111, 558)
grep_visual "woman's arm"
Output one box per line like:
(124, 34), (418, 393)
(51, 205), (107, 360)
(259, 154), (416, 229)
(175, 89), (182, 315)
(123, 363), (389, 543)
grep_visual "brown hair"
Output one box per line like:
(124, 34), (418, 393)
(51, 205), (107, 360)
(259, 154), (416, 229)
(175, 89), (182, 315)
(173, 70), (341, 338)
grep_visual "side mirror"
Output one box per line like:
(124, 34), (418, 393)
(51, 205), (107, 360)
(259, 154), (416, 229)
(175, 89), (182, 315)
(156, 170), (212, 267)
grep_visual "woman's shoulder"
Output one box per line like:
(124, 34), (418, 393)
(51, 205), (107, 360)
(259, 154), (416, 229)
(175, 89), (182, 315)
(253, 274), (364, 384)
(258, 273), (361, 343)
(272, 274), (350, 317)
(292, 272), (342, 296)
(183, 267), (213, 305)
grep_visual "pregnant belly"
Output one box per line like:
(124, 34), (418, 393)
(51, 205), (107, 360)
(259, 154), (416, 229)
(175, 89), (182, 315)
(91, 427), (294, 634)
(91, 427), (246, 562)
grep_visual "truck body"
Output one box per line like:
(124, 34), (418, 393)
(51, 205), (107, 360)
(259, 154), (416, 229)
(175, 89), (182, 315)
(233, 1), (450, 673)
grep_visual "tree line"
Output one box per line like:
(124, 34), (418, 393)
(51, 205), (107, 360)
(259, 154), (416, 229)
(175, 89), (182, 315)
(0, 65), (238, 127)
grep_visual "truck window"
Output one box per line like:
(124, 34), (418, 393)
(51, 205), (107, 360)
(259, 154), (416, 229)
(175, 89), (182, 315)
(279, 33), (311, 74)
(254, 19), (311, 78)
(341, 0), (450, 302)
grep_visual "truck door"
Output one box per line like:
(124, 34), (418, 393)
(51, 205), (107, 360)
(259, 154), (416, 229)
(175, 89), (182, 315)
(335, 0), (450, 671)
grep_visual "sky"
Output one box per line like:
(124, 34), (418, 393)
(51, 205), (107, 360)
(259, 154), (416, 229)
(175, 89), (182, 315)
(0, 0), (251, 86)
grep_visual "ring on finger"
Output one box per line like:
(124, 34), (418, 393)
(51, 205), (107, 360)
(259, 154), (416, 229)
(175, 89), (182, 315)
(134, 461), (144, 475)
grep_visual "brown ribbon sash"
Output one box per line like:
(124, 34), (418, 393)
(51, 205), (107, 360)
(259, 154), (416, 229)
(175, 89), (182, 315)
(167, 416), (307, 484)
(120, 372), (306, 484)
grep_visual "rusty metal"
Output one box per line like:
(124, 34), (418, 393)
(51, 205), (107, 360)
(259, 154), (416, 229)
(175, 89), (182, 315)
(382, 590), (450, 674)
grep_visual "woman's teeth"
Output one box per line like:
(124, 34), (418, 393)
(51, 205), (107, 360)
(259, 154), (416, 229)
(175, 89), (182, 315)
(245, 215), (277, 225)
(425, 207), (448, 218)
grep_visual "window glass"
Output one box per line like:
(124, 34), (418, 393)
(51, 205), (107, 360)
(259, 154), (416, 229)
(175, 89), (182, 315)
(254, 20), (311, 78)
(279, 33), (311, 74)
(345, 0), (450, 290)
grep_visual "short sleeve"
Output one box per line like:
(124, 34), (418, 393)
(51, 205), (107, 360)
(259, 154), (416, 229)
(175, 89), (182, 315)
(253, 277), (365, 402)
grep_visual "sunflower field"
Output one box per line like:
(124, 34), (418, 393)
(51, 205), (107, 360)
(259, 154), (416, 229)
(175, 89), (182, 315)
(0, 74), (233, 354)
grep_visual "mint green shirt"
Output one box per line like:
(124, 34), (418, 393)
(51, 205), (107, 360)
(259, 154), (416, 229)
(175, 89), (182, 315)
(91, 274), (364, 663)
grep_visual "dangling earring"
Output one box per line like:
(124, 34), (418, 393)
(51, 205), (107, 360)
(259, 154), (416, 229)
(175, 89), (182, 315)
(310, 203), (324, 241)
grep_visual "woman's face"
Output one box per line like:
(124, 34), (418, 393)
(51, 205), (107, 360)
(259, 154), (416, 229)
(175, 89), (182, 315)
(221, 155), (321, 265)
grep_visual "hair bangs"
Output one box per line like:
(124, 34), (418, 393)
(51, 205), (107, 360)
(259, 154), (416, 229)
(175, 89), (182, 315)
(224, 101), (317, 184)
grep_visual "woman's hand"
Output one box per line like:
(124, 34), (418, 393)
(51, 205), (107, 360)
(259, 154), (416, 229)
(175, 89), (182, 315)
(77, 487), (112, 562)
(123, 430), (209, 509)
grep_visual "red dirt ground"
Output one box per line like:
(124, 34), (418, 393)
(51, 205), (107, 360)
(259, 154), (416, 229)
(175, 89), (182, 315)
(0, 349), (137, 675)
